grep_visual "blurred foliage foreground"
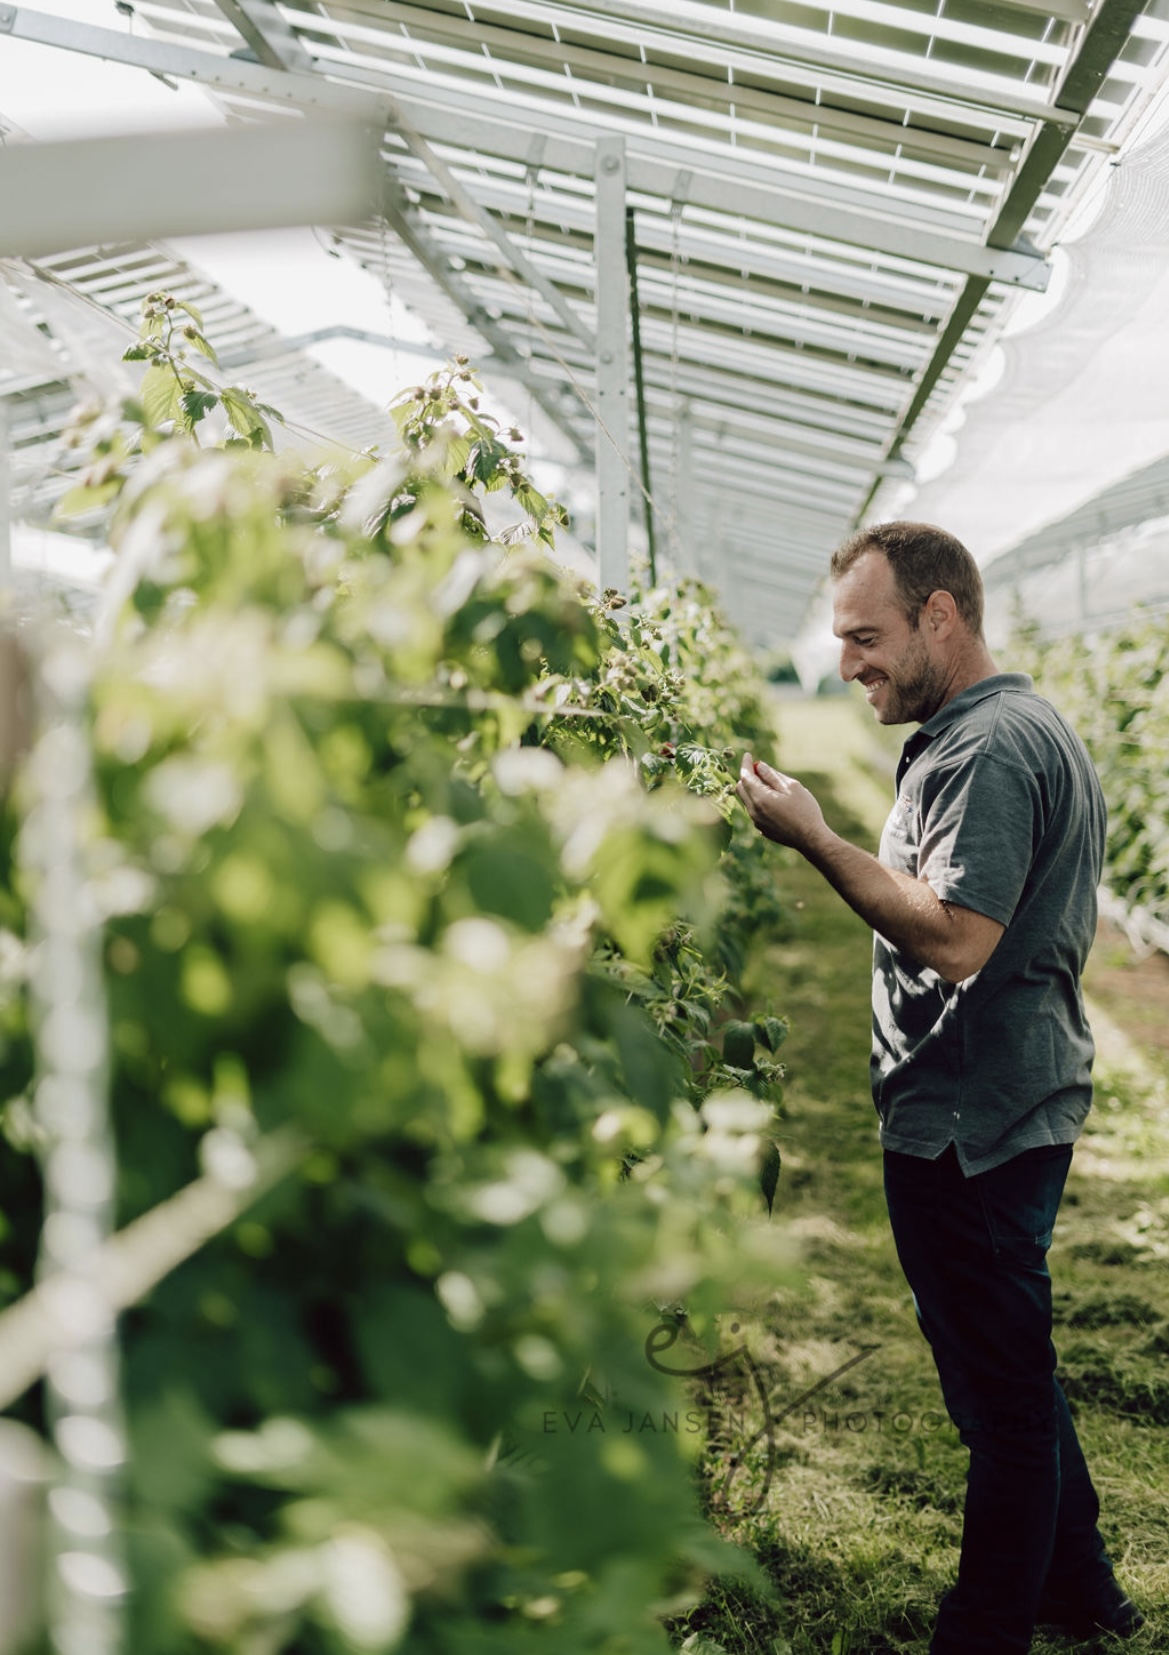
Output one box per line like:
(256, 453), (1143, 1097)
(0, 300), (797, 1653)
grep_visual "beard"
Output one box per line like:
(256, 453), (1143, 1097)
(873, 627), (949, 725)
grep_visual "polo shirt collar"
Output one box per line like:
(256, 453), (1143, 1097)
(896, 673), (1033, 785)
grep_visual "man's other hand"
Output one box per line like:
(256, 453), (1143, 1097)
(737, 754), (828, 851)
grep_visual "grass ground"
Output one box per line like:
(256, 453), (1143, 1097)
(671, 695), (1169, 1655)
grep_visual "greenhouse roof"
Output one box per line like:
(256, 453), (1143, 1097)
(6, 0), (1169, 639)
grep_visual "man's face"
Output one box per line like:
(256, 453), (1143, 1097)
(832, 551), (947, 725)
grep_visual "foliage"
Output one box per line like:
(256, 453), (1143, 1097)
(56, 294), (283, 526)
(0, 314), (795, 1652)
(1015, 616), (1169, 921)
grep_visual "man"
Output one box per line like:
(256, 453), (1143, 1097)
(736, 522), (1143, 1655)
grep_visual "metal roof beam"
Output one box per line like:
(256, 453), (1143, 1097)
(299, 0), (1043, 138)
(381, 74), (995, 245)
(214, 2), (593, 350)
(15, 1), (595, 463)
(523, 354), (896, 445)
(414, 184), (951, 321)
(53, 0), (1044, 294)
(856, 0), (1150, 522)
(639, 373), (893, 445)
(375, 189), (594, 470)
(379, 83), (1050, 291)
(372, 1), (1020, 173)
(646, 425), (871, 489)
(372, 0), (1081, 128)
(443, 240), (935, 365)
(212, 0), (317, 71)
(0, 7), (389, 118)
(0, 119), (382, 258)
(391, 124), (595, 351)
(644, 400), (886, 467)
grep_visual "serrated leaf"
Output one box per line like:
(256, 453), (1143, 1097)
(187, 332), (219, 367)
(721, 1020), (756, 1070)
(221, 388), (259, 437)
(140, 363), (182, 429)
(174, 297), (205, 329)
(447, 434), (472, 477)
(753, 1016), (789, 1054)
(515, 484), (550, 520)
(122, 344), (150, 362)
(180, 389), (218, 429)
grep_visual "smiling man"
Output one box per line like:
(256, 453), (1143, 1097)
(737, 522), (1142, 1655)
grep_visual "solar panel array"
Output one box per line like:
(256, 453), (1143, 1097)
(14, 0), (1169, 637)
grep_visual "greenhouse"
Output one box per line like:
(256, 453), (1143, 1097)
(2, 1), (1169, 1652)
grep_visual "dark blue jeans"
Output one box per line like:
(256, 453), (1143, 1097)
(884, 1141), (1113, 1655)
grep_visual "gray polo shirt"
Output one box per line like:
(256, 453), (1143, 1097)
(873, 673), (1106, 1175)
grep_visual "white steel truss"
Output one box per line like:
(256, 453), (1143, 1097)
(7, 0), (1169, 637)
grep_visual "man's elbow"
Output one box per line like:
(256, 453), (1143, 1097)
(931, 910), (1006, 984)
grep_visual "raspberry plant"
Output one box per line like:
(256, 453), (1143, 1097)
(1016, 616), (1169, 923)
(0, 307), (794, 1653)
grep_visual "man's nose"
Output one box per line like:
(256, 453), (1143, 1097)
(838, 642), (860, 681)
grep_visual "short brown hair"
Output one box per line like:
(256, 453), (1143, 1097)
(830, 521), (984, 636)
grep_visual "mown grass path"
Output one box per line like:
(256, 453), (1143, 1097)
(677, 696), (1169, 1655)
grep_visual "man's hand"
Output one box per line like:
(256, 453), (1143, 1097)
(736, 753), (828, 852)
(737, 752), (1005, 982)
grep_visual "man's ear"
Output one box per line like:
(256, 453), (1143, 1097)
(923, 590), (959, 637)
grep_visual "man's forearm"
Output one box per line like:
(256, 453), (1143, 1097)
(800, 825), (967, 980)
(735, 757), (1003, 982)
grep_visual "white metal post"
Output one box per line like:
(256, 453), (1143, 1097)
(0, 400), (10, 587)
(594, 135), (630, 592)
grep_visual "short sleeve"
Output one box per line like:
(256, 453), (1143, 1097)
(916, 754), (1041, 927)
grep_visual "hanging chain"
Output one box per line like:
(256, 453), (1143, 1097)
(26, 636), (126, 1655)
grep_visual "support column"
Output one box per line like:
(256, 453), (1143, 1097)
(594, 136), (630, 592)
(0, 400), (10, 588)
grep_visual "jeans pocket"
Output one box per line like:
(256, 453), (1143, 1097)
(975, 1144), (1072, 1266)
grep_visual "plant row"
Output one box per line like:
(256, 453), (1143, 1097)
(1018, 616), (1169, 923)
(0, 303), (794, 1654)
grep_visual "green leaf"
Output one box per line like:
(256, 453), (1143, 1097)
(221, 388), (272, 449)
(753, 1016), (788, 1054)
(122, 343), (151, 362)
(53, 478), (121, 520)
(140, 362), (182, 429)
(174, 297), (205, 329)
(187, 332), (219, 367)
(180, 390), (218, 429)
(721, 1020), (756, 1069)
